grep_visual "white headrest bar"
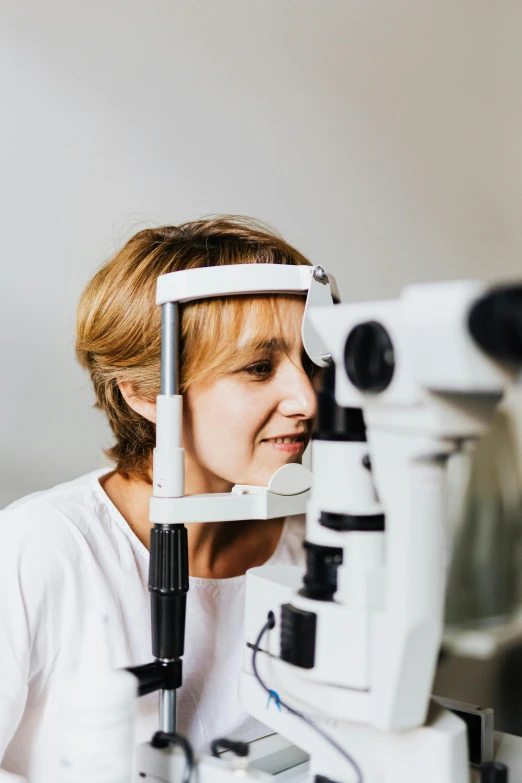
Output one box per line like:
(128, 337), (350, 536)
(156, 264), (315, 305)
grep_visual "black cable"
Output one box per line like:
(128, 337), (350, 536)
(251, 612), (364, 783)
(151, 730), (194, 783)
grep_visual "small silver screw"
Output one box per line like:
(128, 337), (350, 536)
(314, 265), (326, 280)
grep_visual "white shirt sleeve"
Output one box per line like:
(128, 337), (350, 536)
(0, 522), (33, 771)
(0, 505), (82, 777)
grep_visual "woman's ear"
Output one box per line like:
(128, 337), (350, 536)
(118, 381), (156, 423)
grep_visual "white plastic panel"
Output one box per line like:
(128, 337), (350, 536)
(301, 268), (338, 366)
(149, 487), (310, 524)
(156, 264), (314, 305)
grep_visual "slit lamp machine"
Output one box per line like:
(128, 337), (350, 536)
(71, 264), (522, 782)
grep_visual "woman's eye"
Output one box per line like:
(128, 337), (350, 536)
(243, 360), (273, 378)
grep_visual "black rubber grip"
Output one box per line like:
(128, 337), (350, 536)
(149, 524), (189, 594)
(149, 524), (189, 661)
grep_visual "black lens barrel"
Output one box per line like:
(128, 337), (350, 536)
(469, 285), (522, 364)
(313, 363), (366, 442)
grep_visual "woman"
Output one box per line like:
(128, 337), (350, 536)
(0, 216), (317, 781)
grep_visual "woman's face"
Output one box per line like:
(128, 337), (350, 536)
(183, 298), (317, 492)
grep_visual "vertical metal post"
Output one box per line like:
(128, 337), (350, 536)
(159, 688), (177, 734)
(161, 301), (179, 396)
(158, 300), (181, 733)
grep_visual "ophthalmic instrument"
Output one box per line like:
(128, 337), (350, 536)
(69, 265), (522, 782)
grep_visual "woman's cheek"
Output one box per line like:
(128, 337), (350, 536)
(219, 381), (269, 429)
(197, 386), (252, 445)
(191, 378), (276, 471)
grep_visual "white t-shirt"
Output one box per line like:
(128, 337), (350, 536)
(0, 470), (305, 783)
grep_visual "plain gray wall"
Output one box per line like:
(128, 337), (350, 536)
(1, 1), (522, 507)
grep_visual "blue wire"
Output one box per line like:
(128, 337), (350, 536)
(266, 689), (282, 711)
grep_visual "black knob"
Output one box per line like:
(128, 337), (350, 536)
(480, 761), (508, 783)
(149, 525), (189, 594)
(344, 321), (395, 393)
(299, 541), (343, 601)
(149, 524), (189, 661)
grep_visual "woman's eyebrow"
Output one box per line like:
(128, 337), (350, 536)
(241, 337), (291, 353)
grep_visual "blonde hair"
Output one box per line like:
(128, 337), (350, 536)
(76, 216), (311, 481)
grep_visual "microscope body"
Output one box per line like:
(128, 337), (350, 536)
(239, 280), (516, 782)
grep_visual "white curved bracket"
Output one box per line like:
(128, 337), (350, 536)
(267, 463), (312, 496)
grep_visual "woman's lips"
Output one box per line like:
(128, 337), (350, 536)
(261, 438), (305, 455)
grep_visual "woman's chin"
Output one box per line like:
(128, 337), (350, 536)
(231, 453), (304, 490)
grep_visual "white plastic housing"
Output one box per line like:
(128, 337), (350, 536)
(150, 465), (312, 524)
(240, 279), (516, 754)
(308, 280), (513, 429)
(153, 395), (184, 498)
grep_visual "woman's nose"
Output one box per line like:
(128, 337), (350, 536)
(277, 364), (317, 420)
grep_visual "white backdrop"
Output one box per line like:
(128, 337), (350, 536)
(1, 1), (522, 506)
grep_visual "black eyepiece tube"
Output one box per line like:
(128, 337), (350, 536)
(469, 284), (522, 364)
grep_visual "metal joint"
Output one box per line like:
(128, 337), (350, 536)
(313, 265), (328, 284)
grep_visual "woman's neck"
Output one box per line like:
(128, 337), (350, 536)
(99, 470), (284, 579)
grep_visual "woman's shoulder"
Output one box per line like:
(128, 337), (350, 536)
(0, 468), (112, 558)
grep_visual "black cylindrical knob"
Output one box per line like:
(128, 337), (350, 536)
(299, 541), (343, 601)
(313, 363), (366, 442)
(151, 593), (187, 660)
(344, 321), (395, 393)
(480, 761), (508, 783)
(149, 524), (189, 661)
(469, 285), (522, 364)
(149, 524), (189, 593)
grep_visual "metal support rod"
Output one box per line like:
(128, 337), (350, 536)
(161, 302), (179, 396)
(159, 688), (177, 733)
(158, 306), (182, 736)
